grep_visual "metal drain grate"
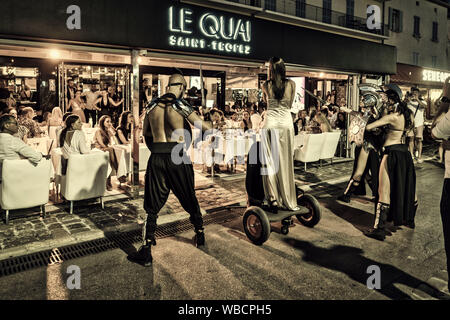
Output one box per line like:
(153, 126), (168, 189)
(0, 207), (242, 278)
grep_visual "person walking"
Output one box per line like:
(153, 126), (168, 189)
(128, 71), (213, 267)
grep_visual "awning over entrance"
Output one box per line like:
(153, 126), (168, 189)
(390, 63), (449, 88)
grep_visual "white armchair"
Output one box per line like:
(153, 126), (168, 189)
(60, 152), (109, 214)
(319, 131), (342, 165)
(294, 133), (326, 171)
(0, 159), (52, 224)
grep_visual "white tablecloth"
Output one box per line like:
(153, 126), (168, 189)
(193, 132), (260, 166)
(27, 137), (55, 155)
(82, 127), (98, 147)
(113, 143), (151, 177)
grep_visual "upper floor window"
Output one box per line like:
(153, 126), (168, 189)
(413, 16), (421, 38)
(413, 52), (419, 66)
(389, 8), (403, 33)
(432, 22), (439, 42)
(295, 0), (306, 18)
(346, 0), (354, 26)
(323, 0), (332, 24)
(432, 56), (437, 68)
(264, 0), (276, 11)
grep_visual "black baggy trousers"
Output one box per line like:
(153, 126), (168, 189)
(143, 143), (203, 242)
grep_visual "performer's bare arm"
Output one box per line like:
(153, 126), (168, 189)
(147, 102), (212, 143)
(366, 114), (397, 131)
(262, 82), (269, 104)
(187, 112), (213, 132)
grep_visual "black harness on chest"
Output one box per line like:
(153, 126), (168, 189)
(144, 93), (194, 151)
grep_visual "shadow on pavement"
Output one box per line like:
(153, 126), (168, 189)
(283, 238), (446, 300)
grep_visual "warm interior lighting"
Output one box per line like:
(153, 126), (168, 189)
(319, 73), (325, 78)
(49, 50), (61, 59)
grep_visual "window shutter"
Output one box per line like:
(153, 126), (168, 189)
(399, 10), (403, 32)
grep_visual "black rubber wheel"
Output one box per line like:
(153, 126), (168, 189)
(281, 225), (289, 235)
(243, 206), (271, 245)
(296, 194), (321, 228)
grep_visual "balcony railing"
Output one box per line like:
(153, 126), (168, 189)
(223, 0), (389, 37)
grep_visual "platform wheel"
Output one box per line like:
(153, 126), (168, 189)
(280, 225), (289, 235)
(243, 206), (271, 245)
(296, 194), (321, 228)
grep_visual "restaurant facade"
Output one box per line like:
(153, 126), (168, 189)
(0, 0), (397, 194)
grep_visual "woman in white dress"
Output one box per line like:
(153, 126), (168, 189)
(260, 57), (298, 213)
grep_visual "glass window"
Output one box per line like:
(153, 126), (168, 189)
(296, 0), (306, 18)
(413, 52), (419, 66)
(432, 56), (437, 68)
(264, 0), (276, 11)
(432, 22), (438, 42)
(413, 16), (420, 37)
(390, 8), (403, 33)
(323, 0), (332, 24)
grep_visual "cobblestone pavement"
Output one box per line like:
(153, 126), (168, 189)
(0, 144), (440, 259)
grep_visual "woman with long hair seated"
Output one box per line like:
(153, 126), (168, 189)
(94, 115), (119, 190)
(116, 111), (133, 145)
(116, 111), (134, 184)
(48, 107), (64, 127)
(240, 111), (253, 132)
(314, 111), (333, 133)
(59, 114), (91, 174)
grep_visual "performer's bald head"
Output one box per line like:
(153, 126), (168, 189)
(167, 73), (187, 98)
(169, 73), (187, 87)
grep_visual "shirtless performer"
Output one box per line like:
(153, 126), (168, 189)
(128, 72), (213, 266)
(364, 84), (418, 241)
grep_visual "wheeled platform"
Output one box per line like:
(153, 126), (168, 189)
(243, 194), (321, 245)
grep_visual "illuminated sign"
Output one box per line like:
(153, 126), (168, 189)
(423, 69), (450, 83)
(168, 6), (252, 55)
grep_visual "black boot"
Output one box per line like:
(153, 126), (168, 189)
(127, 244), (152, 267)
(406, 201), (418, 229)
(194, 228), (205, 247)
(365, 203), (389, 241)
(338, 179), (360, 203)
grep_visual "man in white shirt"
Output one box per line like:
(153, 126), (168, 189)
(81, 86), (102, 126)
(407, 87), (426, 163)
(250, 109), (262, 132)
(0, 115), (46, 180)
(432, 107), (450, 294)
